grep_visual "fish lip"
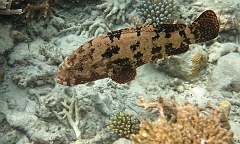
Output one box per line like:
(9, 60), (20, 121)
(57, 77), (64, 84)
(57, 77), (75, 86)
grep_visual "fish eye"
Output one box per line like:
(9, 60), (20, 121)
(66, 66), (73, 70)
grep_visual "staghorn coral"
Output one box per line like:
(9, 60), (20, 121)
(136, 0), (176, 24)
(108, 111), (140, 138)
(53, 88), (82, 140)
(205, 100), (231, 130)
(131, 95), (234, 144)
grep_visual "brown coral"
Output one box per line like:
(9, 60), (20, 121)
(191, 52), (207, 78)
(0, 0), (59, 22)
(131, 95), (234, 144)
(23, 0), (56, 22)
(205, 100), (231, 130)
(0, 0), (23, 15)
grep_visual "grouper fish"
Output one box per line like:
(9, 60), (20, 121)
(57, 10), (219, 86)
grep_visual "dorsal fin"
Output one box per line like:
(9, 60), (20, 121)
(153, 24), (186, 33)
(188, 10), (219, 43)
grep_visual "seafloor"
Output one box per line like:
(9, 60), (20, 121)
(0, 0), (240, 144)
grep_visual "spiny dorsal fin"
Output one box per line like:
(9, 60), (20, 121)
(152, 24), (187, 33)
(189, 10), (219, 43)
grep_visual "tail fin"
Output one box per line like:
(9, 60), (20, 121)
(188, 10), (219, 43)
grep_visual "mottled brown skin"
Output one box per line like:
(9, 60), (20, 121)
(57, 10), (219, 86)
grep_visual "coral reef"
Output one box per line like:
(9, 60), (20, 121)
(205, 100), (231, 130)
(39, 43), (64, 65)
(0, 0), (59, 22)
(191, 52), (207, 78)
(108, 111), (140, 138)
(96, 0), (137, 24)
(26, 18), (62, 41)
(113, 138), (134, 144)
(218, 10), (240, 33)
(0, 24), (14, 55)
(12, 60), (57, 88)
(1, 0), (240, 143)
(69, 0), (100, 5)
(28, 84), (116, 143)
(0, 96), (68, 143)
(0, 0), (22, 15)
(53, 88), (81, 140)
(68, 16), (111, 37)
(58, 0), (137, 37)
(154, 45), (208, 81)
(136, 0), (176, 24)
(0, 68), (4, 83)
(6, 111), (66, 143)
(208, 42), (238, 62)
(23, 0), (55, 22)
(131, 95), (234, 143)
(10, 30), (25, 42)
(209, 52), (240, 92)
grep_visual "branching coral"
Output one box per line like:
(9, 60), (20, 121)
(205, 100), (231, 130)
(58, 0), (136, 37)
(131, 95), (234, 143)
(53, 88), (82, 140)
(23, 0), (58, 22)
(0, 0), (22, 15)
(0, 0), (59, 22)
(136, 95), (178, 122)
(96, 0), (137, 24)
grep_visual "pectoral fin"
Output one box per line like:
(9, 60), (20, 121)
(110, 68), (136, 84)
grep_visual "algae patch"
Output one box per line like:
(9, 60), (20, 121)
(0, 69), (4, 82)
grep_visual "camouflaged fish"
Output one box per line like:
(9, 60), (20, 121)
(57, 10), (219, 86)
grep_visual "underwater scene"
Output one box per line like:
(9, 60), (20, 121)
(0, 0), (240, 143)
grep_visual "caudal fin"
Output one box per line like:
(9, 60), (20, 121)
(188, 10), (219, 43)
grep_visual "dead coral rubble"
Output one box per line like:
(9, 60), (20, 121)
(53, 88), (81, 140)
(0, 0), (22, 15)
(0, 0), (59, 22)
(131, 95), (234, 144)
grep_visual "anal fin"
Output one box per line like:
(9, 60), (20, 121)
(110, 68), (136, 84)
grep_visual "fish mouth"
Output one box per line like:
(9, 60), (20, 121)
(57, 77), (77, 86)
(57, 77), (69, 86)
